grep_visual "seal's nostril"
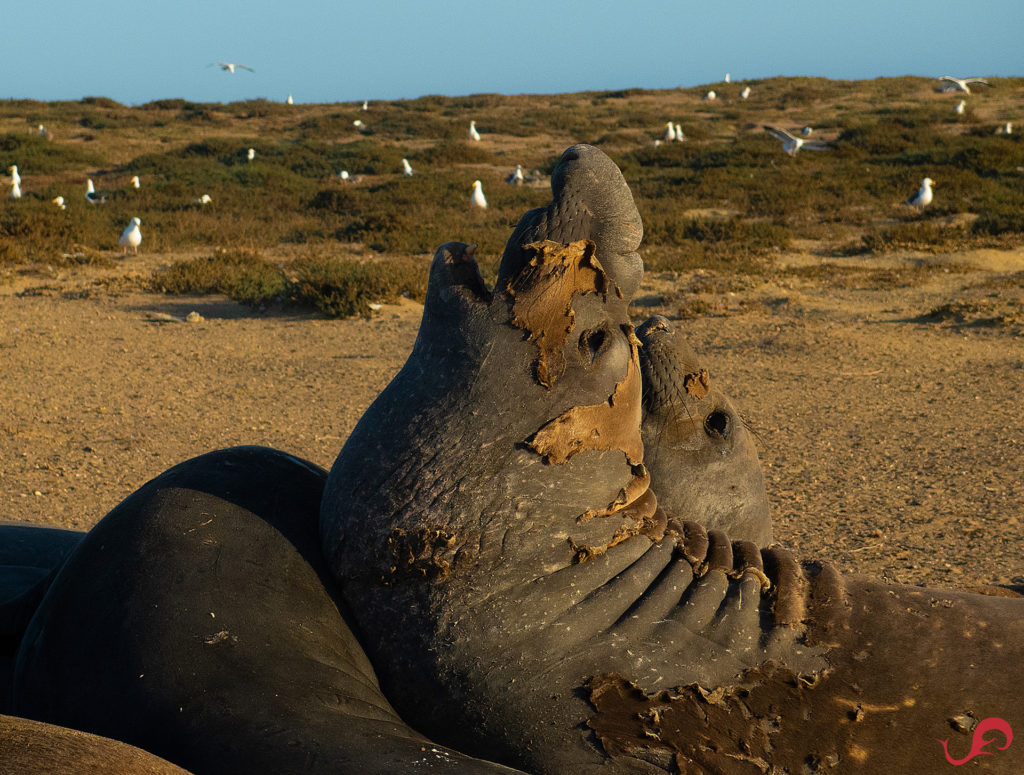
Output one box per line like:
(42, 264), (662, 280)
(705, 410), (732, 440)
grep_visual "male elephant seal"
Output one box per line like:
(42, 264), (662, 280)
(321, 145), (1023, 773)
(12, 446), (520, 774)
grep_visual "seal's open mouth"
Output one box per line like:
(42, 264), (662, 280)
(446, 243), (490, 303)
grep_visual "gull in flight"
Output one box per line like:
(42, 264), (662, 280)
(904, 177), (934, 209)
(937, 76), (989, 95)
(740, 86), (751, 99)
(119, 217), (142, 254)
(469, 120), (481, 141)
(9, 181), (21, 199)
(402, 158), (414, 176)
(85, 178), (106, 204)
(664, 122), (676, 141)
(506, 164), (525, 185)
(470, 179), (487, 209)
(8, 165), (20, 185)
(212, 62), (254, 74)
(247, 148), (256, 162)
(52, 196), (65, 210)
(954, 100), (966, 115)
(130, 175), (141, 189)
(763, 126), (834, 155)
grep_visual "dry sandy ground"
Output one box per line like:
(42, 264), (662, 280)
(1, 247), (1022, 591)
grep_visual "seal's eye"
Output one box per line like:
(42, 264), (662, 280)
(578, 327), (607, 363)
(704, 409), (731, 440)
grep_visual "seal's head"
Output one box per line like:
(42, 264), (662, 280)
(637, 316), (772, 545)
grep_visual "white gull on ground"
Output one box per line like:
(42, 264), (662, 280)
(8, 165), (20, 185)
(286, 94), (294, 105)
(470, 180), (487, 209)
(402, 158), (414, 176)
(119, 217), (142, 254)
(362, 101), (368, 111)
(339, 170), (350, 181)
(724, 73), (731, 83)
(937, 76), (989, 94)
(247, 148), (255, 162)
(674, 123), (685, 142)
(801, 126), (813, 136)
(506, 164), (524, 185)
(996, 122), (1013, 135)
(130, 175), (140, 189)
(52, 196), (65, 209)
(85, 178), (105, 204)
(741, 86), (751, 99)
(469, 120), (481, 141)
(955, 100), (966, 115)
(664, 122), (676, 141)
(9, 181), (21, 199)
(763, 126), (833, 155)
(353, 119), (365, 129)
(704, 90), (717, 101)
(904, 177), (934, 208)
(38, 125), (49, 138)
(197, 194), (212, 205)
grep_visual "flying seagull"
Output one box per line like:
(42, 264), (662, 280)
(937, 76), (989, 95)
(85, 178), (106, 204)
(212, 62), (254, 74)
(469, 120), (481, 141)
(470, 179), (487, 209)
(763, 126), (833, 156)
(402, 158), (414, 177)
(119, 217), (142, 254)
(904, 177), (934, 209)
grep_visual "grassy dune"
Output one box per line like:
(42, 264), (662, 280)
(2, 76), (1022, 315)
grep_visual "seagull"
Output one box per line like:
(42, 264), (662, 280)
(10, 181), (21, 199)
(470, 180), (487, 209)
(119, 217), (142, 254)
(904, 177), (934, 209)
(704, 90), (717, 101)
(996, 122), (1013, 135)
(362, 100), (368, 111)
(937, 76), (989, 95)
(52, 196), (65, 210)
(469, 120), (481, 141)
(212, 62), (254, 74)
(339, 170), (350, 181)
(8, 165), (20, 185)
(402, 158), (414, 176)
(506, 164), (525, 185)
(247, 147), (255, 162)
(674, 123), (685, 142)
(197, 194), (212, 205)
(130, 175), (140, 189)
(37, 124), (49, 138)
(286, 94), (294, 105)
(763, 126), (834, 155)
(664, 122), (676, 142)
(353, 119), (365, 129)
(740, 86), (751, 99)
(954, 100), (966, 115)
(724, 73), (731, 83)
(85, 178), (106, 204)
(801, 126), (813, 136)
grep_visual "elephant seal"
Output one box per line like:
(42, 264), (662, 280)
(637, 316), (772, 546)
(321, 145), (1023, 773)
(0, 714), (191, 774)
(12, 446), (520, 774)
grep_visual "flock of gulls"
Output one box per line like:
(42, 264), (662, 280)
(3, 74), (1013, 252)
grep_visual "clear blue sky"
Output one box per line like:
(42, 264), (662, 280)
(4, 1), (1021, 105)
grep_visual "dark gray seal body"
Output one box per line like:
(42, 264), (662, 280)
(321, 145), (1024, 773)
(12, 446), (519, 774)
